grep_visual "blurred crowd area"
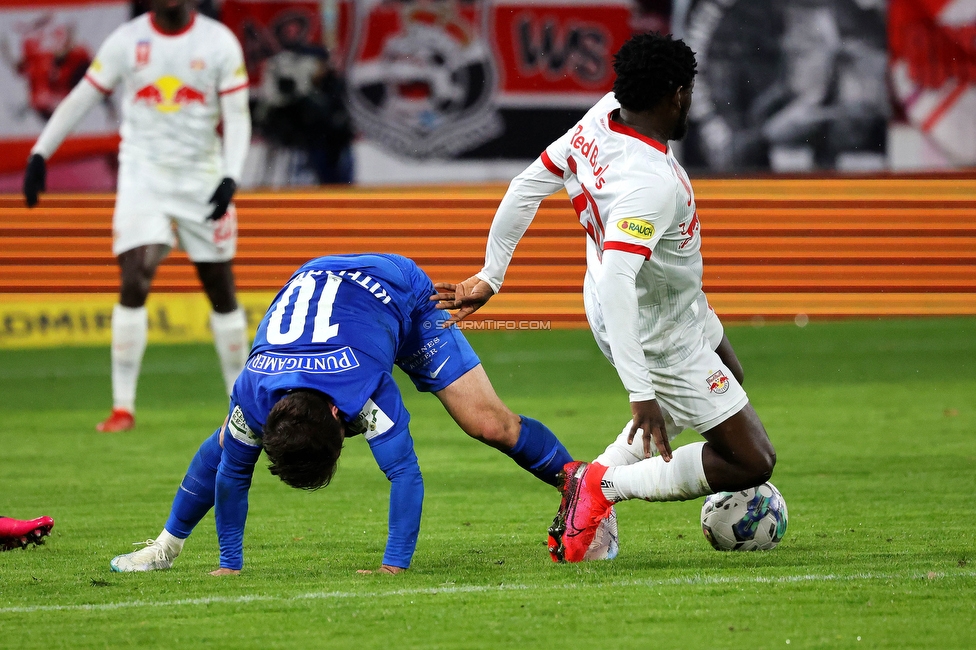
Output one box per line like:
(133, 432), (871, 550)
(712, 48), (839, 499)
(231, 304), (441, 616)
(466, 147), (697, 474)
(0, 0), (972, 191)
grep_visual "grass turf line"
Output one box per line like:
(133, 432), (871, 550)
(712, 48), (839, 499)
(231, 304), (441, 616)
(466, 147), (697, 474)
(1, 317), (974, 649)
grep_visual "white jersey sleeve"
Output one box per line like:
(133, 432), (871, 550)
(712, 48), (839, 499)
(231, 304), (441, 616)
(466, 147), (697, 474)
(84, 26), (129, 94)
(214, 26), (250, 182)
(477, 140), (569, 293)
(30, 80), (104, 159)
(596, 172), (679, 401)
(603, 171), (678, 259)
(597, 248), (655, 400)
(215, 27), (249, 96)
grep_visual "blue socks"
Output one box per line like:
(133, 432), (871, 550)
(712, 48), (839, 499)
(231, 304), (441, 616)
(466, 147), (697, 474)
(164, 429), (222, 538)
(506, 416), (574, 487)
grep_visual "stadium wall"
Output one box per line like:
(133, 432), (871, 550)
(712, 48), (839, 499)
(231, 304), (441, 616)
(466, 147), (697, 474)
(1, 177), (975, 349)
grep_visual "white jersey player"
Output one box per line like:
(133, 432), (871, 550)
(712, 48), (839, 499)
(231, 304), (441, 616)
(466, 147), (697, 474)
(434, 32), (776, 563)
(23, 0), (252, 433)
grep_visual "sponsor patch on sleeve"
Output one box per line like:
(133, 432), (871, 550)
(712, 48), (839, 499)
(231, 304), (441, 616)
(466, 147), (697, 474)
(616, 218), (655, 240)
(228, 404), (261, 447)
(350, 399), (394, 440)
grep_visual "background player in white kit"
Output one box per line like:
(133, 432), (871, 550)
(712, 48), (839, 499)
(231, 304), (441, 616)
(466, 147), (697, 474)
(434, 32), (777, 562)
(22, 0), (252, 432)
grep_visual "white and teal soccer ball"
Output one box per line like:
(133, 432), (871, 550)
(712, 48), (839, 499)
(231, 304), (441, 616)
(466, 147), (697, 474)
(700, 482), (788, 551)
(583, 506), (619, 561)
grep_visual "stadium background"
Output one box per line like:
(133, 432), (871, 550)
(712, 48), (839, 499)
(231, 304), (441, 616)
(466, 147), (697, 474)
(0, 0), (974, 348)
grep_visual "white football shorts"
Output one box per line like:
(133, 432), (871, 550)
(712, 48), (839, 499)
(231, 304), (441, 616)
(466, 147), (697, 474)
(112, 159), (237, 262)
(585, 284), (748, 434)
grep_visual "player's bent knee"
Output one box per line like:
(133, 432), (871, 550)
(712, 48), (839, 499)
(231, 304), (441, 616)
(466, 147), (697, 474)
(463, 410), (520, 449)
(744, 445), (776, 486)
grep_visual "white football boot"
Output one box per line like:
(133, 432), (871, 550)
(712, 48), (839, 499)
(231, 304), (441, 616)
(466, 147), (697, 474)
(110, 533), (182, 572)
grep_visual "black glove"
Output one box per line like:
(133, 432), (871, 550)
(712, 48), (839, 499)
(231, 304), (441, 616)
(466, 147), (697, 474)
(23, 153), (47, 208)
(207, 177), (237, 221)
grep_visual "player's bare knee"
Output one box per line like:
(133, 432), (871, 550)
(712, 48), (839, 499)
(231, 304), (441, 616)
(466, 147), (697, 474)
(745, 446), (776, 485)
(119, 276), (152, 306)
(465, 410), (520, 449)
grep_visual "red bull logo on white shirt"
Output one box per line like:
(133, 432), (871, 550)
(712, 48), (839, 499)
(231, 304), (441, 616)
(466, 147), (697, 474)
(133, 75), (207, 112)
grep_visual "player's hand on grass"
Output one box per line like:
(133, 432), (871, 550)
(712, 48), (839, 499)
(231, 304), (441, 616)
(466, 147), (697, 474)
(357, 565), (405, 575)
(210, 567), (241, 576)
(628, 399), (671, 461)
(207, 177), (237, 221)
(431, 276), (494, 327)
(23, 153), (46, 208)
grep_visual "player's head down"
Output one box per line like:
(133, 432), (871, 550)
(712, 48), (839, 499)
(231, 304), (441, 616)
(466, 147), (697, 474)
(612, 32), (698, 140)
(263, 390), (344, 491)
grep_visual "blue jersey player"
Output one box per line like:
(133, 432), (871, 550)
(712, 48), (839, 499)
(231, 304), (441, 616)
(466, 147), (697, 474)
(109, 253), (575, 574)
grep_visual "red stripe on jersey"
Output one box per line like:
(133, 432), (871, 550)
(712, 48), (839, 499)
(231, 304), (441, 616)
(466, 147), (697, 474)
(540, 151), (564, 178)
(580, 184), (604, 236)
(607, 111), (667, 153)
(218, 82), (250, 96)
(151, 11), (196, 37)
(570, 192), (588, 218)
(584, 222), (598, 245)
(84, 74), (112, 95)
(604, 241), (651, 259)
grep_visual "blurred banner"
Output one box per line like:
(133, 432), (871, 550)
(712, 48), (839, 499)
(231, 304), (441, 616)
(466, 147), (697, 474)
(889, 0), (976, 169)
(0, 0), (126, 187)
(342, 0), (637, 183)
(678, 0), (889, 173)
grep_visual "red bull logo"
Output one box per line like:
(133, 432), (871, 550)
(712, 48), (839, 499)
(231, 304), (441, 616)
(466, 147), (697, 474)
(678, 210), (700, 250)
(133, 75), (207, 112)
(706, 370), (730, 394)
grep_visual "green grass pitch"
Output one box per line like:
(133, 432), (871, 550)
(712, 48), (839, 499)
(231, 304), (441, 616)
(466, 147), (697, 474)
(1, 317), (974, 648)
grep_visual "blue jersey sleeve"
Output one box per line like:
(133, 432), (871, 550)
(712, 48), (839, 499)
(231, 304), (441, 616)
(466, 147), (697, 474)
(351, 372), (422, 569)
(369, 428), (423, 569)
(214, 428), (262, 570)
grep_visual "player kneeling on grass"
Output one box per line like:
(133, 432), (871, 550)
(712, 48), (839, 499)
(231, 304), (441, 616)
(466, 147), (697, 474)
(111, 253), (577, 575)
(434, 32), (776, 563)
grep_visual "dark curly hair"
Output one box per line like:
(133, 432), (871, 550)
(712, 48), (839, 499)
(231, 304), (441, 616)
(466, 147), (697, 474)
(612, 32), (698, 113)
(262, 390), (344, 491)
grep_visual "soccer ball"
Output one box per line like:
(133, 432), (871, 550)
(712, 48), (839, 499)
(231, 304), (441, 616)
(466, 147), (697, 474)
(700, 482), (788, 551)
(583, 506), (619, 561)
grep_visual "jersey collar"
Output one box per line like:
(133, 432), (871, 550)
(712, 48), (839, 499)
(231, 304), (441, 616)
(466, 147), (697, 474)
(150, 11), (196, 37)
(607, 110), (668, 154)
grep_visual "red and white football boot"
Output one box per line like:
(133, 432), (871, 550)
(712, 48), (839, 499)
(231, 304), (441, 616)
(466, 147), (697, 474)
(547, 461), (614, 563)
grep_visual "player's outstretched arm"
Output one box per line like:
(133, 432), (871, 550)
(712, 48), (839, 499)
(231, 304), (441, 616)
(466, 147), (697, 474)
(213, 432), (262, 573)
(24, 79), (104, 207)
(368, 420), (423, 571)
(431, 276), (495, 326)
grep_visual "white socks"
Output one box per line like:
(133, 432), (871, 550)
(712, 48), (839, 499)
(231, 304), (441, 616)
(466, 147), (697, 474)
(600, 441), (710, 503)
(156, 529), (185, 559)
(210, 308), (248, 396)
(593, 409), (685, 467)
(111, 304), (148, 412)
(110, 305), (246, 410)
